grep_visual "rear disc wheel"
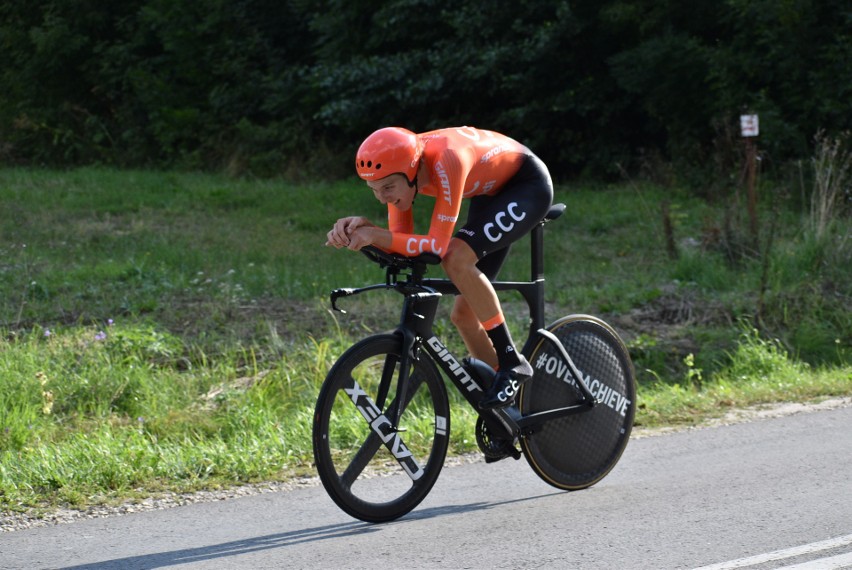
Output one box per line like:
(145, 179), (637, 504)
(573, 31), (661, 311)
(520, 315), (636, 490)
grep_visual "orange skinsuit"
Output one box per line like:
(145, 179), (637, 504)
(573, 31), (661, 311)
(386, 127), (530, 257)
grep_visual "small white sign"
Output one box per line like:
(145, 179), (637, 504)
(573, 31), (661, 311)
(740, 114), (759, 137)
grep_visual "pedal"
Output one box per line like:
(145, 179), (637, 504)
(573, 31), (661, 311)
(484, 453), (509, 464)
(483, 443), (521, 463)
(476, 416), (521, 462)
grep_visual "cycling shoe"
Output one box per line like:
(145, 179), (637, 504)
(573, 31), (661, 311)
(479, 367), (531, 410)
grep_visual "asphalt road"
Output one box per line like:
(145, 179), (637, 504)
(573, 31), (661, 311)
(2, 404), (851, 570)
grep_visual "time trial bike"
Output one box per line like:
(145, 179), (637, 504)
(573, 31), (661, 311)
(312, 203), (636, 523)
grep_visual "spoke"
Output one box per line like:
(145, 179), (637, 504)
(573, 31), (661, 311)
(336, 370), (430, 486)
(340, 431), (383, 489)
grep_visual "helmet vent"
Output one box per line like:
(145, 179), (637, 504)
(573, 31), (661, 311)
(357, 160), (381, 170)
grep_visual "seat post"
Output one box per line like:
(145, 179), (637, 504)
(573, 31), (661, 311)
(530, 221), (545, 282)
(526, 221), (547, 335)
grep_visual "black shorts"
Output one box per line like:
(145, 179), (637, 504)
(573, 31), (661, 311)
(454, 153), (554, 279)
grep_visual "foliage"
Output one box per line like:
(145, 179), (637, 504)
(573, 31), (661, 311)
(0, 0), (318, 175)
(1, 0), (851, 180)
(635, 323), (852, 428)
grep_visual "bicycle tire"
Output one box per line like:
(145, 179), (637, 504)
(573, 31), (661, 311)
(520, 315), (635, 490)
(312, 334), (450, 522)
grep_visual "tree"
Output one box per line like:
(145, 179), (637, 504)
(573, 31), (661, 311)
(2, 0), (850, 179)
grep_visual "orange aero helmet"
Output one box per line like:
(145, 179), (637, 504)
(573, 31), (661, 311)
(355, 127), (423, 184)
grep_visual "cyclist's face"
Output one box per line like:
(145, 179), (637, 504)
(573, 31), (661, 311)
(367, 174), (415, 211)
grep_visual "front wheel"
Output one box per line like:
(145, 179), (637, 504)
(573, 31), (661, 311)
(312, 334), (450, 522)
(520, 315), (636, 490)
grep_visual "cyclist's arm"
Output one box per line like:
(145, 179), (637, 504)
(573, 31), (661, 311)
(387, 225), (453, 257)
(382, 149), (467, 257)
(385, 206), (453, 257)
(388, 205), (413, 234)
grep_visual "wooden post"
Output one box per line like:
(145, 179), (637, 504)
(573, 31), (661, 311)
(661, 200), (678, 260)
(740, 114), (760, 250)
(745, 137), (758, 248)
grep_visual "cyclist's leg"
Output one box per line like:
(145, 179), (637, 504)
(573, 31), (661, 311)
(452, 154), (554, 261)
(449, 246), (512, 369)
(450, 295), (496, 368)
(446, 153), (554, 408)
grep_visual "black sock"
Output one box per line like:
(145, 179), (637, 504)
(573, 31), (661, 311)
(485, 322), (523, 371)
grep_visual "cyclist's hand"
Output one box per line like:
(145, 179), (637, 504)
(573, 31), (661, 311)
(326, 216), (372, 248)
(346, 226), (375, 251)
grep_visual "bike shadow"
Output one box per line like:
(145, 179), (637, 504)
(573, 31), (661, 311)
(58, 492), (562, 569)
(58, 520), (378, 570)
(405, 490), (563, 521)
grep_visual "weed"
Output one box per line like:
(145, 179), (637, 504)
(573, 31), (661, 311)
(805, 130), (851, 241)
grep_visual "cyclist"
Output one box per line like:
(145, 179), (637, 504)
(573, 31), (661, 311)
(326, 126), (554, 409)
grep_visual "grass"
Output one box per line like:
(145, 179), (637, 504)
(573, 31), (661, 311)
(1, 166), (850, 516)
